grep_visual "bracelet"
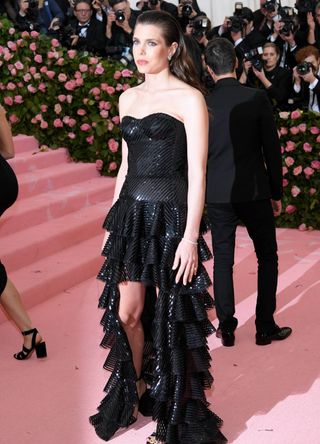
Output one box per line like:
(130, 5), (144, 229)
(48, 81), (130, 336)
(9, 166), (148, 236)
(182, 237), (198, 246)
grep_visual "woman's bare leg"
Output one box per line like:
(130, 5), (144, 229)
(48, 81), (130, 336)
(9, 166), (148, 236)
(0, 278), (42, 348)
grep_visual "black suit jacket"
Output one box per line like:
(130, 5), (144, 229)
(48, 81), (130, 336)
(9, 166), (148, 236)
(205, 78), (282, 203)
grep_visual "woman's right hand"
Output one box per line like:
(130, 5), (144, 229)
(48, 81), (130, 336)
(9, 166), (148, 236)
(172, 238), (198, 286)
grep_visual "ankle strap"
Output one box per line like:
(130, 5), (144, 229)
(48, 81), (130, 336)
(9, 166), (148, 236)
(22, 328), (38, 336)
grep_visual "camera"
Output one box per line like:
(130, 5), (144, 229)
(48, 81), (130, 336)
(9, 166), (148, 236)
(115, 9), (125, 22)
(295, 0), (317, 13)
(234, 2), (243, 16)
(149, 0), (159, 4)
(60, 24), (76, 46)
(296, 61), (313, 75)
(189, 16), (209, 38)
(181, 1), (193, 17)
(120, 47), (134, 67)
(244, 47), (264, 71)
(228, 15), (245, 33)
(262, 0), (278, 13)
(279, 7), (298, 36)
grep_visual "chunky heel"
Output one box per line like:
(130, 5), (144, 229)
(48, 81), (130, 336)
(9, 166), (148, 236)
(35, 341), (47, 358)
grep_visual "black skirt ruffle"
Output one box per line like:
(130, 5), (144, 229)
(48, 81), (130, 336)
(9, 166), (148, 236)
(90, 197), (227, 443)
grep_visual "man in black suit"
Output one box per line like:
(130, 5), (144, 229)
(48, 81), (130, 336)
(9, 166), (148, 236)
(204, 38), (292, 347)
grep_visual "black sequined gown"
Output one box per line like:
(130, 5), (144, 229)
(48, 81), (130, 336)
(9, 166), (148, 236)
(90, 112), (227, 443)
(0, 154), (18, 294)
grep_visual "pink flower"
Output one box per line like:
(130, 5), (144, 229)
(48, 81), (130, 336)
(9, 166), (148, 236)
(40, 105), (48, 112)
(80, 123), (91, 132)
(35, 113), (42, 121)
(10, 68), (17, 76)
(38, 83), (46, 92)
(282, 178), (289, 187)
(113, 70), (121, 79)
(293, 165), (302, 176)
(9, 114), (19, 123)
(112, 115), (120, 125)
(30, 66), (38, 74)
(83, 98), (89, 105)
(86, 135), (94, 145)
(67, 50), (77, 59)
(68, 132), (76, 139)
(40, 120), (48, 129)
(285, 141), (296, 151)
(79, 64), (88, 72)
(285, 205), (297, 214)
(96, 159), (103, 170)
(298, 123), (307, 132)
(63, 116), (70, 124)
(303, 143), (312, 153)
(67, 118), (76, 127)
(31, 117), (37, 124)
(14, 95), (23, 104)
(27, 84), (37, 93)
(4, 52), (12, 61)
(34, 54), (43, 63)
(285, 156), (294, 167)
(64, 80), (76, 91)
(89, 56), (99, 65)
(47, 51), (56, 59)
(29, 42), (37, 51)
(51, 38), (60, 47)
(100, 110), (109, 118)
(282, 166), (288, 175)
(6, 82), (16, 91)
(290, 126), (299, 135)
(75, 77), (84, 87)
(116, 84), (123, 92)
(106, 86), (115, 95)
(95, 65), (104, 75)
(311, 160), (320, 169)
(121, 68), (132, 77)
(310, 188), (316, 195)
(291, 185), (301, 197)
(30, 30), (39, 38)
(58, 73), (67, 82)
(4, 96), (13, 106)
(310, 126), (320, 135)
(14, 61), (23, 70)
(58, 94), (66, 102)
(33, 73), (41, 80)
(53, 118), (63, 128)
(39, 66), (47, 74)
(304, 167), (315, 177)
(108, 162), (118, 172)
(23, 73), (32, 82)
(77, 108), (86, 116)
(57, 57), (64, 66)
(90, 87), (100, 96)
(46, 70), (56, 79)
(99, 100), (111, 110)
(291, 110), (302, 119)
(108, 138), (119, 152)
(108, 121), (114, 131)
(298, 223), (307, 231)
(281, 146), (285, 154)
(9, 27), (16, 35)
(7, 41), (17, 51)
(54, 104), (62, 114)
(279, 127), (288, 136)
(123, 84), (131, 91)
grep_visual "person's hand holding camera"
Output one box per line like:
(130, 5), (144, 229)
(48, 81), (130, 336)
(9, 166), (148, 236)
(48, 17), (61, 31)
(280, 29), (296, 48)
(292, 66), (302, 85)
(92, 0), (102, 14)
(299, 66), (317, 84)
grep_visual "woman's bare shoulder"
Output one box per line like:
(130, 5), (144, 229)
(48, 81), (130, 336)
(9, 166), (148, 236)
(119, 85), (145, 116)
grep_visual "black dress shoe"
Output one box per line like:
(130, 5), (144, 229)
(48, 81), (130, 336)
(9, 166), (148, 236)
(256, 326), (292, 346)
(216, 327), (235, 347)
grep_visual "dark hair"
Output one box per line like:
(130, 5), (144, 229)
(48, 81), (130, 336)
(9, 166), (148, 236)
(135, 10), (204, 93)
(74, 0), (91, 9)
(109, 0), (128, 6)
(241, 7), (254, 23)
(205, 38), (236, 76)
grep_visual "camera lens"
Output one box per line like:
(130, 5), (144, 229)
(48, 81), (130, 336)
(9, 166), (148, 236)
(182, 4), (193, 17)
(297, 61), (312, 75)
(115, 10), (125, 22)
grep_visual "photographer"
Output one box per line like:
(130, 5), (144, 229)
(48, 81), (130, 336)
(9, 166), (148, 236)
(63, 0), (107, 54)
(15, 0), (40, 31)
(105, 0), (140, 59)
(35, 0), (65, 35)
(254, 0), (281, 39)
(293, 45), (320, 112)
(240, 42), (292, 110)
(142, 0), (177, 18)
(186, 15), (211, 50)
(177, 0), (205, 32)
(306, 2), (320, 47)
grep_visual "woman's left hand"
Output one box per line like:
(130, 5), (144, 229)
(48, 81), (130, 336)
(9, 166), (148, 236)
(172, 239), (198, 285)
(252, 66), (266, 81)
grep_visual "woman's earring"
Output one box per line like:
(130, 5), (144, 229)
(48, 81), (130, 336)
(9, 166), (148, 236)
(168, 55), (172, 62)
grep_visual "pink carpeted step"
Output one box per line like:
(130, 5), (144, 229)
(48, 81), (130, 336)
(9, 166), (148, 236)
(1, 177), (115, 236)
(2, 200), (111, 273)
(12, 134), (39, 153)
(16, 162), (101, 199)
(9, 148), (70, 174)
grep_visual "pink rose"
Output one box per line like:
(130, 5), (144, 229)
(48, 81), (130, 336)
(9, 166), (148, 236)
(58, 73), (67, 82)
(281, 146), (285, 155)
(64, 80), (76, 91)
(289, 126), (299, 135)
(40, 120), (48, 129)
(282, 178), (289, 187)
(298, 223), (307, 231)
(31, 117), (37, 124)
(67, 50), (77, 59)
(310, 127), (320, 135)
(67, 118), (76, 127)
(316, 135), (320, 143)
(298, 123), (307, 132)
(83, 98), (89, 105)
(46, 70), (56, 79)
(27, 84), (37, 93)
(33, 73), (41, 80)
(68, 132), (76, 139)
(116, 84), (123, 92)
(285, 156), (294, 167)
(9, 27), (16, 35)
(285, 205), (297, 214)
(310, 188), (316, 195)
(14, 95), (23, 104)
(6, 82), (16, 91)
(279, 127), (288, 136)
(57, 57), (64, 66)
(291, 185), (301, 197)
(106, 86), (115, 95)
(108, 138), (119, 153)
(30, 31), (39, 38)
(7, 41), (17, 51)
(282, 166), (288, 175)
(10, 68), (17, 76)
(304, 167), (315, 177)
(54, 104), (62, 114)
(35, 113), (42, 121)
(311, 160), (320, 169)
(293, 165), (302, 176)
(291, 110), (302, 119)
(108, 121), (114, 131)
(75, 77), (84, 86)
(95, 65), (104, 75)
(58, 94), (66, 102)
(51, 38), (60, 47)
(90, 87), (100, 96)
(123, 84), (131, 91)
(112, 116), (120, 124)
(77, 108), (86, 116)
(23, 73), (32, 82)
(14, 61), (23, 70)
(285, 141), (296, 151)
(86, 135), (94, 145)
(80, 123), (91, 132)
(79, 64), (88, 72)
(53, 118), (63, 128)
(100, 110), (109, 118)
(38, 83), (46, 92)
(66, 94), (73, 103)
(63, 116), (70, 124)
(40, 105), (48, 112)
(303, 142), (312, 152)
(113, 70), (121, 79)
(9, 114), (19, 124)
(100, 83), (109, 91)
(121, 68), (132, 78)
(89, 57), (99, 64)
(47, 51), (56, 59)
(34, 54), (43, 63)
(21, 31), (30, 38)
(108, 162), (118, 172)
(96, 159), (103, 170)
(39, 66), (47, 74)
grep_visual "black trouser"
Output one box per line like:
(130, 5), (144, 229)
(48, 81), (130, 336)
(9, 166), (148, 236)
(206, 199), (278, 334)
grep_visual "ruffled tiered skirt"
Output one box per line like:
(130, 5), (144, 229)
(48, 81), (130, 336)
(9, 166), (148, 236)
(90, 196), (227, 443)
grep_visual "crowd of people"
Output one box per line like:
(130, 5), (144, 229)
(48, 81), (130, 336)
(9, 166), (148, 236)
(0, 0), (320, 111)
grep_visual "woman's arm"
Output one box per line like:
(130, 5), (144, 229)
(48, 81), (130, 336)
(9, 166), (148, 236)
(172, 90), (209, 285)
(0, 105), (15, 160)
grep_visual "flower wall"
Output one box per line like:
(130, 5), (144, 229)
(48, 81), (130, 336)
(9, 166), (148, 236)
(0, 17), (319, 228)
(0, 17), (137, 176)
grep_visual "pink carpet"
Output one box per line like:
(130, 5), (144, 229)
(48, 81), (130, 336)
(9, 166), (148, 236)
(1, 137), (319, 444)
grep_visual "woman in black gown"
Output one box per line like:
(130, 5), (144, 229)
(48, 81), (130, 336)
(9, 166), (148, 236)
(0, 105), (47, 360)
(90, 11), (227, 444)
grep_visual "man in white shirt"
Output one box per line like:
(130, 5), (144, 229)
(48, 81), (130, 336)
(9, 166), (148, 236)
(293, 46), (320, 113)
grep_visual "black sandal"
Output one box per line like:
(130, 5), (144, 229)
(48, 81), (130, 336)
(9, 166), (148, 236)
(13, 328), (47, 360)
(146, 433), (165, 444)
